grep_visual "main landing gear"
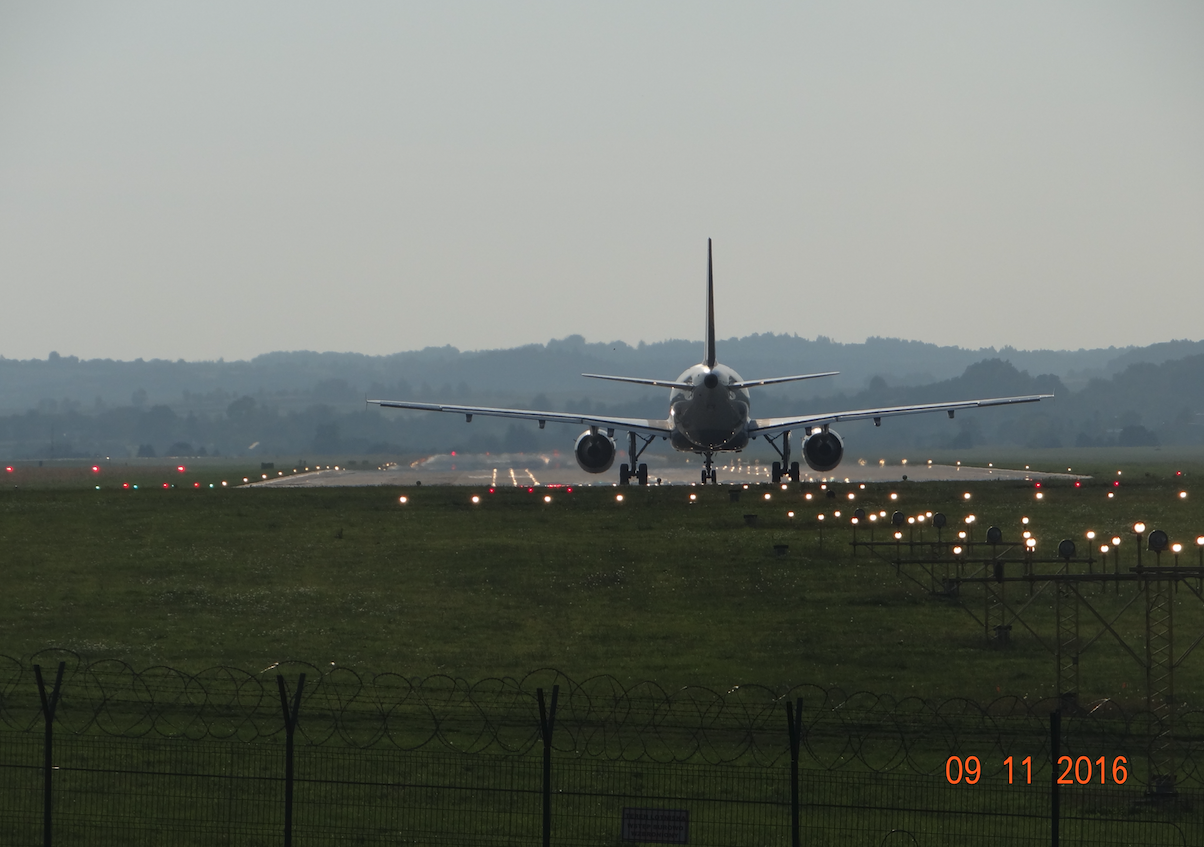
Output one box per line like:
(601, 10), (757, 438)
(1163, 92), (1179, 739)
(619, 431), (655, 485)
(765, 431), (801, 483)
(700, 452), (717, 485)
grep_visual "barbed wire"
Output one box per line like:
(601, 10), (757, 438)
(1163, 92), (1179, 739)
(1, 650), (1200, 783)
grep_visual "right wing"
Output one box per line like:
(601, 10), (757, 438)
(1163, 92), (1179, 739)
(750, 394), (1052, 437)
(367, 399), (673, 436)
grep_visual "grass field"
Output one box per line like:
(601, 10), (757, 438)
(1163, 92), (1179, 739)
(3, 455), (1203, 707)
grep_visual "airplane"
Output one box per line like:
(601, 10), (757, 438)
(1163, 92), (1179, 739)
(369, 240), (1051, 486)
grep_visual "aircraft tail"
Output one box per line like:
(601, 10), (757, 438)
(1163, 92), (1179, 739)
(705, 238), (716, 369)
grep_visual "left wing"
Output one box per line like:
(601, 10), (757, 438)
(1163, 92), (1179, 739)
(367, 399), (672, 436)
(749, 394), (1052, 437)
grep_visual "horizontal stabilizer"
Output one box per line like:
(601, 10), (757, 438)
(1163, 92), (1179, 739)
(730, 372), (839, 389)
(582, 373), (695, 390)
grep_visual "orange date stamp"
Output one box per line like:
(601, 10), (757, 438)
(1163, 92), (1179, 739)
(944, 755), (1128, 785)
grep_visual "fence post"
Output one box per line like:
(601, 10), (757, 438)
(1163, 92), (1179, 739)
(1050, 709), (1060, 847)
(277, 673), (306, 847)
(34, 662), (65, 847)
(785, 698), (802, 847)
(537, 685), (559, 847)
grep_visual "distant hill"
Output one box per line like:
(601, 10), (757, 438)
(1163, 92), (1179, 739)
(0, 337), (1201, 459)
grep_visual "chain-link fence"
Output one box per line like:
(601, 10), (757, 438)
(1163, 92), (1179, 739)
(1, 651), (1201, 845)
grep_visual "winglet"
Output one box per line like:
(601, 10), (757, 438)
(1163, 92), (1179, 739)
(705, 238), (716, 369)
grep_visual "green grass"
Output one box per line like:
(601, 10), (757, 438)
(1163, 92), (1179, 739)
(2, 459), (1203, 706)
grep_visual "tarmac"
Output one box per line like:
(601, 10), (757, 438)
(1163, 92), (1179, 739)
(247, 452), (1085, 488)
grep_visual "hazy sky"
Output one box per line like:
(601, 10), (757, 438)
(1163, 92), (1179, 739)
(2, 2), (1202, 362)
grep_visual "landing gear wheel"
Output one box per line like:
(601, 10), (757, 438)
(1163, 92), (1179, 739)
(637, 464), (648, 486)
(619, 463), (630, 485)
(789, 461), (800, 482)
(710, 469), (717, 484)
(771, 461), (782, 483)
(701, 469), (709, 485)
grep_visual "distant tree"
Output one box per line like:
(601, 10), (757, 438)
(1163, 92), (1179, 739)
(137, 444), (156, 457)
(1118, 425), (1159, 447)
(227, 395), (256, 419)
(167, 441), (193, 456)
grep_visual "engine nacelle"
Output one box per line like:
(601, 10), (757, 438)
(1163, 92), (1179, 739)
(802, 429), (844, 472)
(574, 430), (616, 474)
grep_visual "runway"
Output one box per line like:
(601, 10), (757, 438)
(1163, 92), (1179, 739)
(248, 452), (1085, 488)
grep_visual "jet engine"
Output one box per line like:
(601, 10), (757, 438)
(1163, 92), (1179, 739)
(574, 430), (616, 474)
(802, 429), (844, 472)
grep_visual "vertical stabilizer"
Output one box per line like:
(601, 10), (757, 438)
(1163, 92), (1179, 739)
(705, 238), (717, 369)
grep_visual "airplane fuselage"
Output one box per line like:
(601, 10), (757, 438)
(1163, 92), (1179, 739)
(668, 363), (751, 453)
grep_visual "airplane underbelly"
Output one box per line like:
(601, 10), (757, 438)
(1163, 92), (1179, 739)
(672, 397), (749, 451)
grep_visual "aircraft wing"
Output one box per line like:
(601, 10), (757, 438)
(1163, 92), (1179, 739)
(749, 394), (1052, 437)
(367, 399), (673, 436)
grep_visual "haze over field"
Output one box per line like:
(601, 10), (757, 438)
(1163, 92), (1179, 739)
(2, 2), (1203, 362)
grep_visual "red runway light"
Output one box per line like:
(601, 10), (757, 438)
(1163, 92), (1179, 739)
(194, 482), (200, 488)
(1114, 481), (1120, 487)
(488, 487), (495, 493)
(5, 467), (12, 473)
(450, 451), (456, 456)
(163, 483), (169, 488)
(528, 487), (534, 493)
(1074, 481), (1081, 488)
(176, 465), (186, 473)
(1034, 482), (1041, 488)
(123, 483), (129, 489)
(92, 466), (100, 473)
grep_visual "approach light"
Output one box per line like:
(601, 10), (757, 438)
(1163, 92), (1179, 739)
(1086, 531), (1096, 540)
(398, 496), (408, 504)
(879, 510), (887, 518)
(1036, 493), (1044, 500)
(1111, 536), (1122, 546)
(1180, 491), (1188, 499)
(963, 493), (971, 500)
(222, 481), (227, 487)
(1108, 492), (1115, 499)
(859, 484), (866, 489)
(869, 514), (877, 522)
(958, 531), (967, 540)
(851, 517), (858, 524)
(1197, 536), (1204, 546)
(788, 511), (795, 518)
(1022, 517), (1029, 525)
(1023, 531), (1031, 539)
(616, 494), (624, 502)
(834, 511), (841, 518)
(471, 495), (480, 504)
(890, 493), (898, 500)
(1026, 538), (1037, 549)
(917, 515), (925, 523)
(1173, 543), (1183, 554)
(1100, 545), (1109, 553)
(953, 546), (962, 555)
(908, 517), (915, 525)
(893, 531), (902, 540)
(764, 493), (772, 500)
(1134, 522), (1146, 534)
(689, 493), (697, 501)
(805, 493), (813, 500)
(544, 495), (552, 503)
(847, 493), (855, 501)
(966, 515), (976, 524)
(818, 514), (825, 521)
